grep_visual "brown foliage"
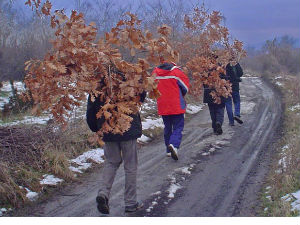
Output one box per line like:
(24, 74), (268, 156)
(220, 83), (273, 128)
(177, 6), (246, 103)
(23, 2), (178, 143)
(23, 1), (246, 141)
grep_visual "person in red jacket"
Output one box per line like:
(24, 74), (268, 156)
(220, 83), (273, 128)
(153, 62), (190, 160)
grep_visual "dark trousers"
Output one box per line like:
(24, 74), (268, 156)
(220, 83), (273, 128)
(162, 114), (184, 152)
(208, 103), (225, 131)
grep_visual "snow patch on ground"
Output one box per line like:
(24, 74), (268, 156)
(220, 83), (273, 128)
(137, 134), (151, 143)
(146, 164), (195, 213)
(70, 148), (104, 173)
(186, 104), (204, 114)
(142, 117), (164, 130)
(201, 140), (230, 156)
(289, 104), (300, 112)
(145, 191), (162, 213)
(275, 76), (282, 80)
(174, 166), (191, 175)
(40, 174), (64, 185)
(167, 183), (182, 198)
(275, 81), (283, 86)
(241, 101), (256, 114)
(23, 187), (39, 201)
(281, 190), (300, 214)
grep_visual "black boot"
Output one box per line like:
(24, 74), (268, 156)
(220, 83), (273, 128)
(234, 116), (243, 124)
(215, 122), (223, 135)
(96, 194), (109, 214)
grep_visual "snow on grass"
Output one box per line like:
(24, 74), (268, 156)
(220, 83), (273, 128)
(278, 156), (287, 169)
(137, 134), (151, 143)
(24, 188), (39, 201)
(241, 101), (256, 114)
(276, 145), (290, 174)
(70, 148), (104, 173)
(0, 82), (26, 110)
(0, 115), (52, 127)
(275, 81), (283, 87)
(289, 104), (300, 112)
(0, 96), (10, 109)
(275, 76), (282, 80)
(186, 104), (204, 114)
(40, 174), (64, 185)
(1, 81), (25, 92)
(18, 186), (39, 202)
(140, 98), (156, 113)
(281, 190), (300, 214)
(142, 117), (164, 130)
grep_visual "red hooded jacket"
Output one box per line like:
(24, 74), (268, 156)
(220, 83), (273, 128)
(153, 62), (190, 115)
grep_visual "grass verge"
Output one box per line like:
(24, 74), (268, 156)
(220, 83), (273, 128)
(0, 118), (99, 210)
(260, 74), (300, 216)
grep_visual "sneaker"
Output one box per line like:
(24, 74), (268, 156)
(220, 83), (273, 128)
(215, 122), (223, 135)
(234, 116), (243, 124)
(166, 152), (171, 157)
(125, 201), (144, 213)
(96, 194), (109, 214)
(168, 144), (178, 160)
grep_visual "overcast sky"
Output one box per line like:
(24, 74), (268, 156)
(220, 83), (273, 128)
(17, 0), (300, 48)
(204, 0), (300, 48)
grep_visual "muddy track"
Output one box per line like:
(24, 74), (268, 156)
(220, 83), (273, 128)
(18, 77), (282, 217)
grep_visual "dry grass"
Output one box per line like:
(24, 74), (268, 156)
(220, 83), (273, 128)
(0, 117), (98, 209)
(261, 75), (300, 216)
(0, 163), (26, 207)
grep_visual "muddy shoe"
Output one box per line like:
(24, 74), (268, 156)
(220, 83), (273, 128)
(125, 201), (144, 213)
(168, 144), (178, 160)
(234, 116), (243, 124)
(96, 194), (109, 214)
(215, 122), (223, 135)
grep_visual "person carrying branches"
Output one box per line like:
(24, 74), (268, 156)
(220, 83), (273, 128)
(153, 62), (190, 160)
(86, 70), (146, 214)
(225, 58), (244, 125)
(203, 65), (228, 135)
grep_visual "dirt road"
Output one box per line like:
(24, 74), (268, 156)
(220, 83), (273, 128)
(21, 76), (282, 217)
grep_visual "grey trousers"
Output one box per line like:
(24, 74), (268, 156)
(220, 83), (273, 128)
(98, 139), (138, 207)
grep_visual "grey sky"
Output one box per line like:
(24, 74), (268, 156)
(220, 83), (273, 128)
(17, 0), (300, 48)
(204, 0), (300, 47)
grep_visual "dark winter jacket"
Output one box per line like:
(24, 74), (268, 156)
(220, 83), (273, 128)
(226, 63), (243, 92)
(86, 92), (146, 142)
(203, 73), (227, 106)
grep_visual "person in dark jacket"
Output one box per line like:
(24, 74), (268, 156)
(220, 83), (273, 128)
(203, 74), (227, 135)
(224, 62), (244, 125)
(86, 87), (146, 214)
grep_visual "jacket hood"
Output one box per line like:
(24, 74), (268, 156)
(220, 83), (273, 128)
(155, 62), (180, 76)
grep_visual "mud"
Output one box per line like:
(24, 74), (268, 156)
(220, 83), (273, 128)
(14, 77), (282, 217)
